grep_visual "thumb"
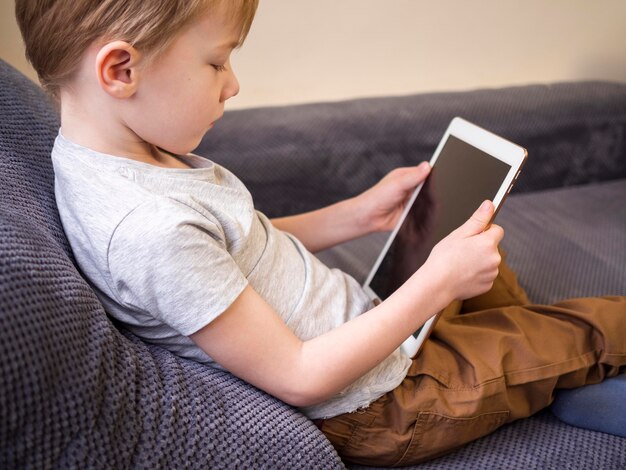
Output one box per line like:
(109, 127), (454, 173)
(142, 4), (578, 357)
(458, 200), (494, 237)
(392, 162), (431, 190)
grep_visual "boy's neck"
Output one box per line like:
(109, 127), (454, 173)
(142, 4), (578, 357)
(59, 94), (188, 168)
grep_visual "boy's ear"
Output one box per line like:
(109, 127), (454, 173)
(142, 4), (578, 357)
(95, 41), (142, 99)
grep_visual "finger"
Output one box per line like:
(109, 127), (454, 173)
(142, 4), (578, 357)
(488, 224), (505, 243)
(394, 162), (430, 189)
(456, 200), (494, 237)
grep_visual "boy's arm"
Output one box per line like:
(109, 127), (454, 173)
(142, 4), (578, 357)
(192, 202), (502, 407)
(192, 272), (446, 407)
(271, 163), (431, 253)
(271, 197), (365, 253)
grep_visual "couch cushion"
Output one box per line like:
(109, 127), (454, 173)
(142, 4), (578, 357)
(500, 179), (626, 440)
(0, 208), (342, 468)
(0, 61), (66, 254)
(349, 409), (626, 470)
(318, 179), (626, 305)
(0, 59), (344, 469)
(497, 178), (626, 304)
(318, 179), (626, 458)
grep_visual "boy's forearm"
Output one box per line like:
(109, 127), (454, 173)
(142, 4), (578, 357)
(292, 267), (451, 406)
(191, 265), (452, 410)
(271, 197), (371, 253)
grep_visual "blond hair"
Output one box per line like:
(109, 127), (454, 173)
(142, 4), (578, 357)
(15, 0), (258, 100)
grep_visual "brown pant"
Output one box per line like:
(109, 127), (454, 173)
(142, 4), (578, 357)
(321, 255), (626, 467)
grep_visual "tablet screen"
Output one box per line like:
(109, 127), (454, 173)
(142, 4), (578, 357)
(368, 135), (511, 313)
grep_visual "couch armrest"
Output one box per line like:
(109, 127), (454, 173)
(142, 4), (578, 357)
(0, 209), (344, 469)
(0, 58), (345, 469)
(198, 82), (626, 217)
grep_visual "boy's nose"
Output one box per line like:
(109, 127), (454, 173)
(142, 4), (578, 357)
(228, 75), (240, 99)
(222, 68), (240, 102)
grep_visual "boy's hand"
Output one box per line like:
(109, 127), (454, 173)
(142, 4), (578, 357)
(271, 162), (430, 252)
(423, 200), (503, 301)
(355, 162), (431, 233)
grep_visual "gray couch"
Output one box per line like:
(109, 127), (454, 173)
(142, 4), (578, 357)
(1, 58), (624, 469)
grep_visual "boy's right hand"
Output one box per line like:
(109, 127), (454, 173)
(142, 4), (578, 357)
(191, 205), (503, 409)
(423, 200), (504, 301)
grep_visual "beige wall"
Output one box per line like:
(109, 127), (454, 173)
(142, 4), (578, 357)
(2, 0), (625, 110)
(1, 0), (38, 83)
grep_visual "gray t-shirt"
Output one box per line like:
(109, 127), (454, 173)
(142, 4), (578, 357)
(51, 132), (411, 419)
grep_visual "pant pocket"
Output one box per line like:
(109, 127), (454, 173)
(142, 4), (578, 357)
(321, 407), (378, 457)
(395, 409), (510, 466)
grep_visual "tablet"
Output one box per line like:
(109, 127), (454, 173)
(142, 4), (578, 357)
(362, 117), (527, 358)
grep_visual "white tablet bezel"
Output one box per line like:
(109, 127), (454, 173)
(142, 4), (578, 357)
(363, 117), (527, 358)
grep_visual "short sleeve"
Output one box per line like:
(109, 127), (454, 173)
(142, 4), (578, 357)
(108, 199), (248, 336)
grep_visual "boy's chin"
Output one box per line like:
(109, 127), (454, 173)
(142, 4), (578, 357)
(160, 136), (204, 156)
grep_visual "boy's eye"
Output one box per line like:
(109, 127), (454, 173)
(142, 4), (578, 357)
(212, 64), (227, 72)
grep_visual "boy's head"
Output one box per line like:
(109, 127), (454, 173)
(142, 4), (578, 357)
(15, 0), (258, 156)
(15, 0), (258, 100)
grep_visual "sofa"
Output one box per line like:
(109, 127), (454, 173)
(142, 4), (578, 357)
(1, 57), (624, 469)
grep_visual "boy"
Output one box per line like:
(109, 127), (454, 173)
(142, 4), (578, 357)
(16, 0), (625, 466)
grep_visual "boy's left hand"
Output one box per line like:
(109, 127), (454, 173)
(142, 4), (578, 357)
(271, 162), (430, 252)
(354, 162), (431, 233)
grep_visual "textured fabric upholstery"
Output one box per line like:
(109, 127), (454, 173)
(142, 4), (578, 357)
(0, 59), (344, 469)
(497, 179), (626, 304)
(199, 82), (626, 217)
(1, 54), (624, 469)
(350, 410), (626, 470)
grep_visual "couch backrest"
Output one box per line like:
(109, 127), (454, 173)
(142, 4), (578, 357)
(0, 59), (154, 467)
(199, 82), (626, 218)
(0, 61), (69, 255)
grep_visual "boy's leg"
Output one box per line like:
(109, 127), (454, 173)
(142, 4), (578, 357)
(460, 248), (529, 313)
(438, 249), (526, 321)
(434, 248), (530, 317)
(321, 296), (626, 467)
